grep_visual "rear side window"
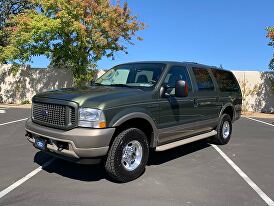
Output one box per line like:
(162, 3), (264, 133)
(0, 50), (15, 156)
(212, 69), (240, 92)
(192, 67), (214, 90)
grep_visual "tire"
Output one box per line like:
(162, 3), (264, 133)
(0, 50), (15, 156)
(105, 128), (149, 183)
(213, 114), (232, 145)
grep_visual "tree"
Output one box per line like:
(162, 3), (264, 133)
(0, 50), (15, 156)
(267, 27), (274, 69)
(0, 0), (34, 49)
(0, 0), (144, 85)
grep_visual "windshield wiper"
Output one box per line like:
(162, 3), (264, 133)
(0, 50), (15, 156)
(93, 82), (103, 86)
(110, 84), (132, 88)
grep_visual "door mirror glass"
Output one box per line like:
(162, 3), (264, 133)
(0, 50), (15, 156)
(175, 80), (188, 97)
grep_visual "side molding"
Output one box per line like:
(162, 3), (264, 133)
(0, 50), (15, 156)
(156, 130), (217, 152)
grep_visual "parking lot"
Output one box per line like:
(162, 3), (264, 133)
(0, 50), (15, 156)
(0, 107), (274, 206)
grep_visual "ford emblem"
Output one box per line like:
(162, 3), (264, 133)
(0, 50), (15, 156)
(41, 109), (48, 116)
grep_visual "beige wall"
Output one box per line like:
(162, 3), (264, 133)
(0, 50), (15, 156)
(0, 64), (73, 104)
(232, 71), (274, 113)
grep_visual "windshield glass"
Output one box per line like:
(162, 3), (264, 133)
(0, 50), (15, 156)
(95, 63), (165, 88)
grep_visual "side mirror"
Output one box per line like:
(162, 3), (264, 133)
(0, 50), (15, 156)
(175, 80), (188, 97)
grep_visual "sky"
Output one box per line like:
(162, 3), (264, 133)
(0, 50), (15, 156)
(29, 0), (274, 71)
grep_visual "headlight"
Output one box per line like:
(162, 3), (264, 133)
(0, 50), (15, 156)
(78, 108), (106, 128)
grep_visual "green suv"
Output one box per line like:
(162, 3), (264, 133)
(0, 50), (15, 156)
(25, 61), (242, 182)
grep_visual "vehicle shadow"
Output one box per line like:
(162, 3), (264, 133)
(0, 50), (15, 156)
(34, 139), (211, 182)
(34, 152), (106, 182)
(148, 139), (210, 165)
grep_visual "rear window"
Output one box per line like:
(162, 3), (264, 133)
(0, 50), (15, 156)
(212, 69), (240, 92)
(192, 67), (215, 90)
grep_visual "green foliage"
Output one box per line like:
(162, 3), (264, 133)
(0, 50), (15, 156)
(0, 0), (34, 50)
(267, 27), (274, 70)
(9, 64), (21, 76)
(21, 100), (30, 104)
(74, 68), (98, 87)
(0, 0), (144, 85)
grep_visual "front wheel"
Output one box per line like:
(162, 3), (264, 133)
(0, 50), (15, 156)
(105, 128), (149, 182)
(212, 114), (232, 145)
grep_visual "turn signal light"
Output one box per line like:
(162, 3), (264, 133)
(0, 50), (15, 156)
(99, 122), (106, 128)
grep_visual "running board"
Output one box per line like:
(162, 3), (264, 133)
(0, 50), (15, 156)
(155, 130), (217, 152)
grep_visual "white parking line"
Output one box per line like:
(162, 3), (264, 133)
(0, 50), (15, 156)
(0, 118), (28, 126)
(0, 109), (6, 114)
(212, 144), (274, 206)
(0, 158), (54, 199)
(243, 116), (274, 127)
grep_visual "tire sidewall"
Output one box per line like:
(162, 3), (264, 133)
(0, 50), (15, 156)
(113, 128), (149, 181)
(218, 114), (232, 144)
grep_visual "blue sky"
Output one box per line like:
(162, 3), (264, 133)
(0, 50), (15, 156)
(30, 0), (274, 71)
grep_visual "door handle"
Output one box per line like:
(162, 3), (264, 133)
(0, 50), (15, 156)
(193, 98), (198, 107)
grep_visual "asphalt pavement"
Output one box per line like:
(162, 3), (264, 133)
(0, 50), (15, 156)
(0, 108), (273, 206)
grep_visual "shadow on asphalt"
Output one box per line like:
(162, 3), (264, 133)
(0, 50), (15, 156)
(147, 139), (210, 165)
(34, 139), (210, 182)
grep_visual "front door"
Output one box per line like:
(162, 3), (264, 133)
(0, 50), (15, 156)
(158, 66), (197, 144)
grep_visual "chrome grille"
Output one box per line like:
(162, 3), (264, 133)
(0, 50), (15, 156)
(32, 102), (76, 129)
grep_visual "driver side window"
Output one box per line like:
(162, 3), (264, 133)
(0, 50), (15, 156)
(164, 66), (192, 90)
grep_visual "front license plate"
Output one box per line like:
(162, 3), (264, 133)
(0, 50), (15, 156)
(35, 138), (47, 151)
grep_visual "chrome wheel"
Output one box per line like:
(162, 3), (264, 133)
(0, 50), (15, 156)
(222, 121), (230, 139)
(121, 140), (143, 171)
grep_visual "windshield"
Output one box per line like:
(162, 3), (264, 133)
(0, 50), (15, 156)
(95, 63), (165, 88)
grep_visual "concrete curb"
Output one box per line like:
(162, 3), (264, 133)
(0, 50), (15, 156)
(0, 104), (32, 109)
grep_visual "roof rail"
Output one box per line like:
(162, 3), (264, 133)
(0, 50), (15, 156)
(183, 61), (199, 64)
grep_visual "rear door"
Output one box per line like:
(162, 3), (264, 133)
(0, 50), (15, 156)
(189, 67), (222, 129)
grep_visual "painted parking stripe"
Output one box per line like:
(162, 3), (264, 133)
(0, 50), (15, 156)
(0, 158), (54, 199)
(212, 144), (274, 206)
(0, 110), (6, 114)
(0, 118), (28, 126)
(243, 116), (274, 127)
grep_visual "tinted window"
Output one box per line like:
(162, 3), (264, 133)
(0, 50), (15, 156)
(192, 67), (214, 90)
(164, 66), (192, 90)
(212, 69), (240, 92)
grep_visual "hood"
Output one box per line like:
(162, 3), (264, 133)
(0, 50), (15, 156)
(34, 86), (146, 108)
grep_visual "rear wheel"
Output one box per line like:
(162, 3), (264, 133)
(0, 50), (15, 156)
(105, 128), (149, 182)
(213, 114), (232, 145)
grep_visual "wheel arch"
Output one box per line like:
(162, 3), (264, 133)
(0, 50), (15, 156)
(110, 112), (158, 148)
(219, 103), (235, 121)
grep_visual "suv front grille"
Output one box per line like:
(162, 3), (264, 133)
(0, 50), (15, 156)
(32, 102), (76, 129)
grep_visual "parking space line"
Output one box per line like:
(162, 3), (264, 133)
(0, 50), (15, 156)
(0, 110), (6, 114)
(0, 158), (55, 199)
(243, 116), (274, 127)
(211, 144), (274, 206)
(0, 118), (28, 126)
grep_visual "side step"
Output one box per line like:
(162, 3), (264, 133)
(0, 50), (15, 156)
(155, 130), (217, 152)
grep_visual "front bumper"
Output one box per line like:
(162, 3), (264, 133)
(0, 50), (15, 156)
(25, 118), (115, 161)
